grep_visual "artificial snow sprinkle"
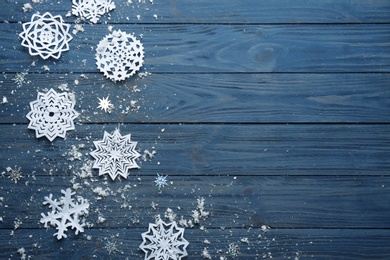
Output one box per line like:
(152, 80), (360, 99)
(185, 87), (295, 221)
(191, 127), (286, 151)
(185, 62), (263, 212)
(96, 30), (144, 82)
(26, 89), (79, 142)
(72, 0), (116, 24)
(140, 219), (189, 260)
(154, 173), (168, 189)
(19, 12), (73, 59)
(40, 188), (89, 240)
(90, 129), (141, 180)
(97, 96), (114, 113)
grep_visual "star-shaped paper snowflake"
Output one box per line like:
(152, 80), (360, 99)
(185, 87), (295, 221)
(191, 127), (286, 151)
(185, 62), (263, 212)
(96, 30), (144, 82)
(155, 173), (168, 189)
(19, 12), (72, 59)
(26, 88), (79, 142)
(140, 219), (189, 260)
(72, 0), (116, 23)
(90, 129), (141, 180)
(40, 188), (89, 240)
(97, 96), (113, 112)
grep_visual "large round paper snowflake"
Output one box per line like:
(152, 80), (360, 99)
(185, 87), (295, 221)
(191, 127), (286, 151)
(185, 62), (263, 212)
(95, 30), (144, 82)
(26, 89), (79, 142)
(140, 219), (189, 260)
(90, 129), (141, 180)
(19, 12), (73, 60)
(72, 0), (116, 24)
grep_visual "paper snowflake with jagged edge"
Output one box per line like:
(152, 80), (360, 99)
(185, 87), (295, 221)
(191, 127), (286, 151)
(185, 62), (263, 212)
(90, 129), (141, 180)
(72, 0), (116, 24)
(19, 12), (72, 59)
(40, 188), (89, 240)
(96, 30), (144, 82)
(140, 219), (189, 260)
(26, 88), (79, 142)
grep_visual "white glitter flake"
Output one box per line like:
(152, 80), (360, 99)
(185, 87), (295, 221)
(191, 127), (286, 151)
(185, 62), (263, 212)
(154, 173), (168, 190)
(19, 12), (73, 59)
(96, 30), (144, 82)
(140, 219), (189, 260)
(97, 96), (114, 113)
(90, 129), (141, 180)
(26, 88), (79, 142)
(72, 0), (116, 24)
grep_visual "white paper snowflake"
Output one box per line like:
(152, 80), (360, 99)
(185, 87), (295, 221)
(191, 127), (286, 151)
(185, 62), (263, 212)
(90, 129), (141, 180)
(140, 219), (189, 260)
(19, 12), (73, 59)
(26, 88), (79, 142)
(40, 188), (89, 240)
(96, 30), (144, 82)
(72, 0), (116, 24)
(97, 96), (113, 112)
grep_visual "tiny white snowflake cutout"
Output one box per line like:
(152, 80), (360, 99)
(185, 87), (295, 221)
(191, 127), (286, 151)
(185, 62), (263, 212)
(140, 219), (189, 260)
(26, 88), (79, 142)
(97, 96), (113, 112)
(72, 0), (116, 23)
(19, 12), (73, 59)
(40, 188), (89, 240)
(155, 173), (168, 189)
(96, 30), (144, 82)
(90, 129), (141, 180)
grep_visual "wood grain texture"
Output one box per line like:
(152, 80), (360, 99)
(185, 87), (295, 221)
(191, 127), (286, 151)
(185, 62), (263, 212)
(1, 73), (390, 123)
(1, 24), (390, 73)
(2, 0), (390, 24)
(0, 124), (389, 177)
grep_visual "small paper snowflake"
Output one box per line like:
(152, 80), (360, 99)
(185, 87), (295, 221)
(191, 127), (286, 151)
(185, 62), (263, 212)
(140, 219), (189, 260)
(72, 0), (116, 23)
(155, 173), (168, 189)
(19, 12), (73, 59)
(96, 30), (144, 82)
(90, 129), (141, 180)
(97, 96), (113, 112)
(26, 88), (79, 142)
(40, 188), (89, 240)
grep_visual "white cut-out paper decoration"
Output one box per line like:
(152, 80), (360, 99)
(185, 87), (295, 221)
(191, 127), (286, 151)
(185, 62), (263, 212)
(40, 188), (89, 240)
(90, 129), (141, 180)
(19, 12), (73, 59)
(72, 0), (116, 23)
(140, 219), (189, 260)
(26, 88), (79, 142)
(96, 30), (144, 82)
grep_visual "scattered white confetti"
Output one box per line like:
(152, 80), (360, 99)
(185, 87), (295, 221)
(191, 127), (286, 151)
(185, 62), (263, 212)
(40, 188), (89, 240)
(96, 30), (144, 82)
(19, 12), (73, 59)
(22, 3), (33, 12)
(26, 88), (79, 142)
(97, 96), (114, 113)
(72, 0), (116, 23)
(90, 129), (141, 180)
(1, 96), (7, 104)
(140, 219), (189, 259)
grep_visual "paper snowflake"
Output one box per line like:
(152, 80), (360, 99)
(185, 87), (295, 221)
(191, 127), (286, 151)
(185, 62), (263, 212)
(40, 188), (89, 240)
(140, 219), (189, 260)
(155, 173), (168, 189)
(90, 129), (141, 180)
(96, 30), (144, 82)
(72, 0), (116, 24)
(26, 88), (79, 142)
(19, 12), (72, 59)
(97, 96), (113, 112)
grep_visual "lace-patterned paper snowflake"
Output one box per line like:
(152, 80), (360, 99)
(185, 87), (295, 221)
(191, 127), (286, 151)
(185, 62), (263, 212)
(19, 12), (72, 59)
(90, 129), (141, 180)
(26, 88), (79, 142)
(96, 30), (144, 82)
(72, 0), (116, 24)
(140, 219), (189, 260)
(40, 188), (89, 240)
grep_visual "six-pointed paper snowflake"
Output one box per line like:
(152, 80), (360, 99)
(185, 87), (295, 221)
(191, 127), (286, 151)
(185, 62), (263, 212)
(90, 129), (141, 180)
(19, 12), (73, 59)
(72, 0), (116, 23)
(140, 219), (189, 260)
(40, 188), (89, 240)
(97, 96), (114, 112)
(155, 173), (168, 189)
(96, 30), (144, 82)
(26, 88), (79, 142)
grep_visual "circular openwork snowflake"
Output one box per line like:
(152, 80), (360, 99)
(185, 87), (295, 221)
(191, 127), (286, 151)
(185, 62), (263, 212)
(72, 0), (116, 24)
(140, 219), (189, 260)
(19, 12), (73, 60)
(26, 89), (79, 142)
(95, 30), (144, 82)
